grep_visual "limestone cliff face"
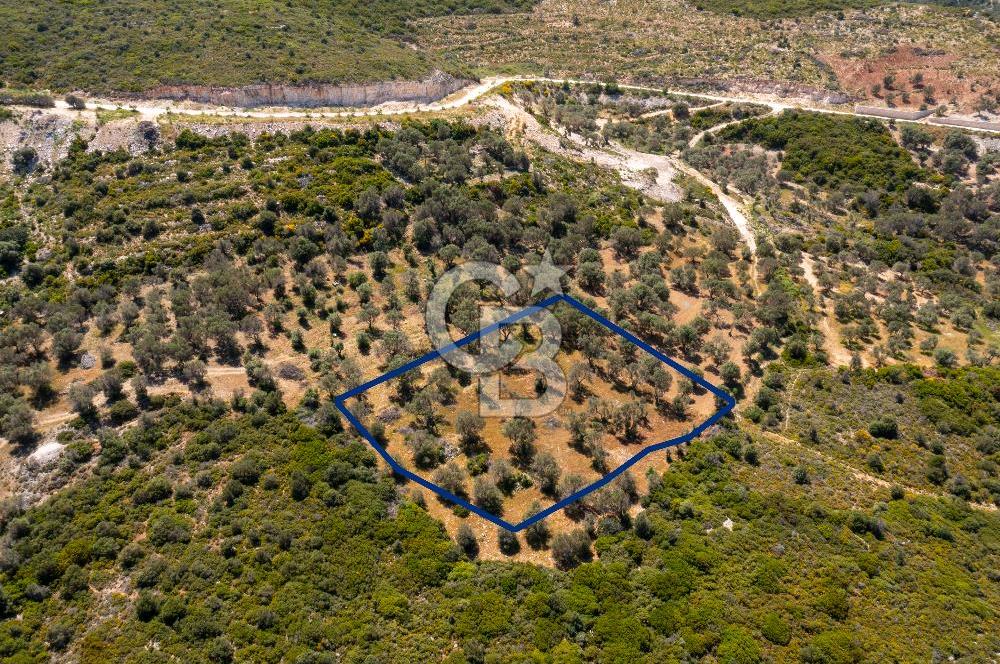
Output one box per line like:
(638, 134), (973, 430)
(141, 71), (469, 108)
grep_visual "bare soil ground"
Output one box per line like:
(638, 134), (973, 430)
(802, 253), (853, 367)
(821, 45), (998, 114)
(357, 323), (718, 564)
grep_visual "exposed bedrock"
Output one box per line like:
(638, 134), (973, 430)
(140, 70), (470, 108)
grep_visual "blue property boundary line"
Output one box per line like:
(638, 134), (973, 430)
(334, 293), (736, 532)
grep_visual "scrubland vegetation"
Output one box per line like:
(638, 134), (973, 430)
(0, 0), (535, 92)
(1, 0), (997, 130)
(417, 0), (1000, 109)
(693, 0), (878, 17)
(361, 318), (722, 524)
(0, 0), (997, 653)
(2, 410), (998, 662)
(0, 71), (998, 663)
(692, 112), (999, 371)
(507, 80), (772, 157)
(780, 364), (1000, 504)
(716, 112), (929, 193)
(692, 0), (997, 19)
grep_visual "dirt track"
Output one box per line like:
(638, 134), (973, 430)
(483, 96), (762, 257)
(749, 421), (997, 513)
(801, 254), (853, 368)
(36, 75), (1000, 134)
(482, 96), (683, 203)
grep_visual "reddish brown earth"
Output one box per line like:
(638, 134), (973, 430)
(821, 45), (996, 112)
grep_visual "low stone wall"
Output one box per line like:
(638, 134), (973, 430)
(141, 71), (470, 109)
(854, 106), (933, 121)
(929, 116), (1000, 132)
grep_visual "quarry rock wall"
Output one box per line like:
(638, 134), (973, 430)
(141, 71), (469, 108)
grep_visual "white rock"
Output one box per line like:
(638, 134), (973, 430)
(27, 441), (65, 467)
(79, 352), (96, 369)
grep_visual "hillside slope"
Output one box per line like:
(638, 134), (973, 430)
(0, 0), (534, 93)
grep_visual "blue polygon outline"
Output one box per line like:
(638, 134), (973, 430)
(334, 293), (736, 532)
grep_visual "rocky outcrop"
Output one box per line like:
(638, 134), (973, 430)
(0, 112), (78, 172)
(0, 112), (159, 173)
(141, 70), (470, 108)
(175, 119), (401, 140)
(88, 119), (159, 155)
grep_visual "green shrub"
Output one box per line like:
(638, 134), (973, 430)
(717, 627), (763, 664)
(148, 513), (193, 546)
(719, 111), (924, 194)
(761, 612), (791, 645)
(815, 586), (850, 621)
(801, 630), (864, 663)
(551, 529), (592, 570)
(135, 590), (160, 621)
(133, 476), (173, 505)
(868, 417), (898, 439)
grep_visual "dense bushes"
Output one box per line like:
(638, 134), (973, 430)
(0, 90), (54, 108)
(868, 417), (898, 439)
(718, 111), (925, 194)
(0, 408), (998, 661)
(913, 367), (1000, 435)
(0, 0), (536, 92)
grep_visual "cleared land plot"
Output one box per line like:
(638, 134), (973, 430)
(351, 313), (720, 526)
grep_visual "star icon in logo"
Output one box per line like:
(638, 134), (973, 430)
(524, 249), (568, 296)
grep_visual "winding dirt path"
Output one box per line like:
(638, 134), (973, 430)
(484, 96), (682, 203)
(749, 422), (997, 513)
(640, 101), (723, 121)
(35, 412), (77, 428)
(673, 160), (757, 254)
(484, 96), (762, 258)
(483, 94), (763, 310)
(801, 254), (852, 367)
(687, 110), (775, 149)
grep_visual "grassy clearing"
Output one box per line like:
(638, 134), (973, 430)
(96, 108), (140, 126)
